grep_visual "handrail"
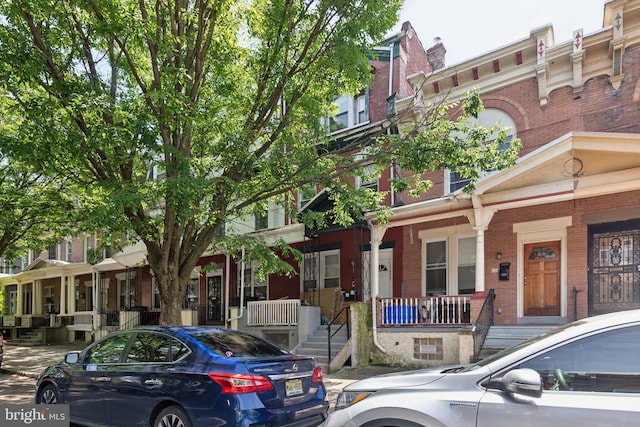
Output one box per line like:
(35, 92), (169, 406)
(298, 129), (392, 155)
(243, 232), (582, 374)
(472, 289), (495, 362)
(327, 305), (351, 374)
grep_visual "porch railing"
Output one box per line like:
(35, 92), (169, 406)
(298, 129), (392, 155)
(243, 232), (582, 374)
(377, 296), (472, 326)
(472, 289), (496, 361)
(247, 299), (300, 326)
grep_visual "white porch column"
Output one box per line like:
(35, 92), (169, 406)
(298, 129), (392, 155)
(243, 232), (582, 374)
(468, 195), (497, 295)
(33, 279), (42, 315)
(473, 227), (486, 292)
(16, 282), (24, 316)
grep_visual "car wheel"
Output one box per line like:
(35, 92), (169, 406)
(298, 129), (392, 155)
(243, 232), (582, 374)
(154, 405), (192, 427)
(37, 384), (61, 404)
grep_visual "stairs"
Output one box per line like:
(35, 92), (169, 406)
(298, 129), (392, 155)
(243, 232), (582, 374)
(293, 324), (350, 373)
(10, 328), (44, 346)
(477, 325), (555, 360)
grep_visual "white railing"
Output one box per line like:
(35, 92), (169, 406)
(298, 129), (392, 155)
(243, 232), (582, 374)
(247, 299), (300, 326)
(67, 311), (94, 331)
(378, 296), (471, 326)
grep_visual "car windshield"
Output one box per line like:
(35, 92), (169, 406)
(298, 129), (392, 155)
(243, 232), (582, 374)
(461, 319), (589, 372)
(190, 331), (289, 358)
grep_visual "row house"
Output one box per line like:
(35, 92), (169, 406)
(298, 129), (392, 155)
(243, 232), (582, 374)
(364, 0), (640, 366)
(0, 22), (433, 354)
(4, 0), (639, 370)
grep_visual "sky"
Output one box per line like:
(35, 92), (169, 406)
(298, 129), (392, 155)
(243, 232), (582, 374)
(389, 0), (609, 66)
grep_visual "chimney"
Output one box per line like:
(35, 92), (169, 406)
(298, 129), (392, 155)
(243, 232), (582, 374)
(427, 37), (446, 71)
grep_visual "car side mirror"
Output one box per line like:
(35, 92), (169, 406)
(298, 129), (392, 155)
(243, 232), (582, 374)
(485, 368), (543, 398)
(65, 353), (80, 364)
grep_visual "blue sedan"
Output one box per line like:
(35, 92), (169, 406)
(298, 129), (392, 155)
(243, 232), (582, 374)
(35, 326), (328, 427)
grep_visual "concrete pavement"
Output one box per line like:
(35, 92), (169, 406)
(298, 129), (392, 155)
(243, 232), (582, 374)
(1, 342), (414, 409)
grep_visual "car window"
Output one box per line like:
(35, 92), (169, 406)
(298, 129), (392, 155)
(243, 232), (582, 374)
(518, 325), (640, 393)
(190, 331), (288, 358)
(85, 333), (131, 364)
(126, 332), (191, 363)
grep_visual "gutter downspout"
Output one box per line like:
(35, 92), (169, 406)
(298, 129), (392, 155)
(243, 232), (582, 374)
(224, 254), (231, 324)
(227, 247), (246, 325)
(368, 220), (387, 353)
(387, 42), (395, 207)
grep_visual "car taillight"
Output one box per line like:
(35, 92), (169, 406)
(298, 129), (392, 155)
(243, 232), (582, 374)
(311, 367), (323, 383)
(208, 372), (273, 394)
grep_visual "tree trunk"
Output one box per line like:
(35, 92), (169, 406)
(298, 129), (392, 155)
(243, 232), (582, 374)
(156, 271), (188, 325)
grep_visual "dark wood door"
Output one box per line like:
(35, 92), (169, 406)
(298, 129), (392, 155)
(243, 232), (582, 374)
(524, 241), (560, 316)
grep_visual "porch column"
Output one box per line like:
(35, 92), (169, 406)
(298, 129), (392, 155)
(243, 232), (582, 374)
(16, 282), (23, 316)
(33, 279), (42, 315)
(473, 227), (486, 293)
(68, 275), (77, 314)
(59, 276), (67, 315)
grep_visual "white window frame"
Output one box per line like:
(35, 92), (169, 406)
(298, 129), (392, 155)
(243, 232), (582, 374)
(446, 108), (516, 193)
(301, 249), (340, 292)
(420, 224), (475, 296)
(326, 91), (370, 132)
(238, 261), (268, 300)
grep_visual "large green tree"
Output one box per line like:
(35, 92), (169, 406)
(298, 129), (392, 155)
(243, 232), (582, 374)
(0, 0), (518, 324)
(0, 149), (78, 263)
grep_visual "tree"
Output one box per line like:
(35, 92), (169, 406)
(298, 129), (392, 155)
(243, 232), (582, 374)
(0, 150), (78, 263)
(0, 0), (518, 324)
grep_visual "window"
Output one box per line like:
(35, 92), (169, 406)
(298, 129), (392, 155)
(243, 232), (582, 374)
(85, 236), (94, 263)
(184, 277), (199, 309)
(327, 91), (369, 132)
(457, 237), (476, 294)
(192, 331), (286, 358)
(66, 241), (73, 262)
(519, 326), (640, 393)
(85, 333), (131, 365)
(254, 210), (268, 231)
(302, 250), (340, 291)
(238, 262), (267, 300)
(117, 270), (137, 309)
(425, 240), (447, 295)
(356, 150), (379, 191)
(48, 244), (57, 260)
(447, 108), (516, 193)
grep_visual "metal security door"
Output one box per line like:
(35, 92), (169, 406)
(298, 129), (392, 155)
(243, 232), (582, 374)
(589, 220), (640, 315)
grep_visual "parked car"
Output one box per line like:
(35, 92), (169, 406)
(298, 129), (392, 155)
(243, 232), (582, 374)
(35, 326), (328, 427)
(325, 309), (640, 427)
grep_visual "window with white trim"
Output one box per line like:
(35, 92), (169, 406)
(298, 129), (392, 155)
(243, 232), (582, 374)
(238, 262), (267, 300)
(457, 236), (476, 294)
(447, 108), (516, 193)
(425, 240), (447, 295)
(327, 91), (369, 132)
(302, 249), (340, 291)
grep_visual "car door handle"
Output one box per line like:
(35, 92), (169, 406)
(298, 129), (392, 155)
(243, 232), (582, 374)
(144, 379), (162, 386)
(95, 376), (111, 382)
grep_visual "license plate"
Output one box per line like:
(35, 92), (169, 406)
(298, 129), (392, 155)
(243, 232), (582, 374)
(285, 379), (303, 397)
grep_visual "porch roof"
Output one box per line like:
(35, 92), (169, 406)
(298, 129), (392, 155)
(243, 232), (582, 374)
(369, 131), (640, 227)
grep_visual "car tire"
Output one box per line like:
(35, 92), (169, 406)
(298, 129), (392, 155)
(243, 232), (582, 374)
(37, 383), (61, 404)
(154, 405), (192, 427)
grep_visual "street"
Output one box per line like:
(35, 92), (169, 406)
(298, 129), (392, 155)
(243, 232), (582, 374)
(0, 372), (37, 404)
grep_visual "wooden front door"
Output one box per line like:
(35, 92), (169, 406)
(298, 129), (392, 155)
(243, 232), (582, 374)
(524, 241), (560, 316)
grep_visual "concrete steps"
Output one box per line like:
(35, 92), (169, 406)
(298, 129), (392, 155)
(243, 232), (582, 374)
(9, 329), (44, 346)
(477, 325), (555, 360)
(293, 324), (350, 372)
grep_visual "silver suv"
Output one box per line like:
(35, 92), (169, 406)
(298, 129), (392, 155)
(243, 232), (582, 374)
(324, 309), (640, 427)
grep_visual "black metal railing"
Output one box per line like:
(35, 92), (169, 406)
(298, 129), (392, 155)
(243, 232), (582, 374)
(472, 289), (495, 362)
(327, 305), (351, 374)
